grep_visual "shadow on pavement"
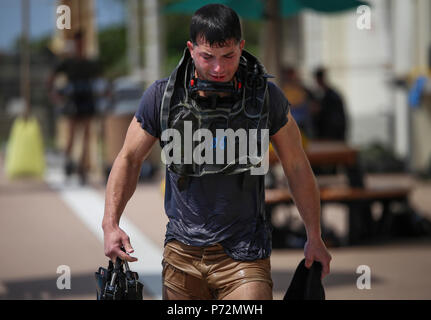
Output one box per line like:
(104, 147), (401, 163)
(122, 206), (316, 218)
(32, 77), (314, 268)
(0, 273), (96, 300)
(271, 270), (384, 293)
(0, 273), (161, 300)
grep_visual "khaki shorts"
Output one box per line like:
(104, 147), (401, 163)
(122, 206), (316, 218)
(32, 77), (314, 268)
(162, 240), (273, 300)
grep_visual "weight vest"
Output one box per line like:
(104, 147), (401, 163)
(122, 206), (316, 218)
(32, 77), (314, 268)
(160, 48), (271, 178)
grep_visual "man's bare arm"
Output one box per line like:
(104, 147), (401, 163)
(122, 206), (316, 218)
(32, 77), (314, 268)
(102, 116), (157, 262)
(270, 111), (331, 277)
(271, 112), (321, 239)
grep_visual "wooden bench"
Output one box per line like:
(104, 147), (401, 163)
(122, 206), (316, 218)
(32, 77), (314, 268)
(265, 187), (410, 204)
(265, 186), (411, 245)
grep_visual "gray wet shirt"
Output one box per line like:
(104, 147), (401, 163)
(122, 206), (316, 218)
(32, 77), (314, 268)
(135, 78), (289, 261)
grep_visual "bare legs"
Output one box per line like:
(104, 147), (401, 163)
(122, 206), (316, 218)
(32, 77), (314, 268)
(64, 116), (92, 184)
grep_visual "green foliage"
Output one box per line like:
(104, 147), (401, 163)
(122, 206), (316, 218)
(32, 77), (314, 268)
(242, 20), (262, 57)
(163, 13), (190, 76)
(12, 34), (51, 55)
(98, 24), (128, 79)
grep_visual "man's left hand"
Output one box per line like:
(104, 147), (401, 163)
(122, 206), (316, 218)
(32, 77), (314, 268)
(304, 237), (332, 279)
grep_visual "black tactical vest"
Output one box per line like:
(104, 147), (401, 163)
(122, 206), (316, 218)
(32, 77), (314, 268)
(160, 48), (271, 177)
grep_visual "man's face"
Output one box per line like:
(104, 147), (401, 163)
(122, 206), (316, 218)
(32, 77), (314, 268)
(187, 38), (245, 83)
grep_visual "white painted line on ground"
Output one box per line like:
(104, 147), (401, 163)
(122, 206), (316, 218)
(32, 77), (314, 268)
(45, 166), (163, 299)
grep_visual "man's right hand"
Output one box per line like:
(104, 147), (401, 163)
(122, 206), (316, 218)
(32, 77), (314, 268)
(103, 226), (138, 263)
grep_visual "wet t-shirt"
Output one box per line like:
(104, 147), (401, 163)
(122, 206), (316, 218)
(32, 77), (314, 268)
(135, 78), (290, 260)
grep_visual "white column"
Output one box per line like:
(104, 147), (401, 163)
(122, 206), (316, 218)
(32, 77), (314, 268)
(127, 0), (141, 75)
(82, 0), (98, 58)
(262, 0), (281, 86)
(301, 12), (323, 83)
(143, 0), (163, 84)
(392, 0), (414, 159)
(21, 0), (30, 117)
(410, 0), (431, 171)
(416, 0), (431, 72)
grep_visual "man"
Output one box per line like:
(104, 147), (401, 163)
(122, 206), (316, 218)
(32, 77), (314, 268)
(312, 67), (347, 141)
(48, 31), (100, 184)
(102, 4), (331, 300)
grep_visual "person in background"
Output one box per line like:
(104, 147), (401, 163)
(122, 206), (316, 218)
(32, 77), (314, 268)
(312, 67), (347, 141)
(48, 31), (100, 184)
(281, 67), (316, 138)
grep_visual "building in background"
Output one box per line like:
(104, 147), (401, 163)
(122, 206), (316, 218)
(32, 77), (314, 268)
(283, 0), (431, 172)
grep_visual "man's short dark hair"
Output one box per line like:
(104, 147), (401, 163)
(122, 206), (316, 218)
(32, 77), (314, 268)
(190, 4), (242, 47)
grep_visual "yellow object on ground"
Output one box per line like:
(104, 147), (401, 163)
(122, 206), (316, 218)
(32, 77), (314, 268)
(5, 116), (45, 179)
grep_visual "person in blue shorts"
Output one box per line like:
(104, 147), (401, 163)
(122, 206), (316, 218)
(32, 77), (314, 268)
(102, 4), (331, 300)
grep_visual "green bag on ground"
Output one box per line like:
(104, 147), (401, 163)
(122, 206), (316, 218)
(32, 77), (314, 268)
(5, 116), (45, 179)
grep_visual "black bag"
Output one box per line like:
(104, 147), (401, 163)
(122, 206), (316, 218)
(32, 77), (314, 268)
(95, 257), (144, 300)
